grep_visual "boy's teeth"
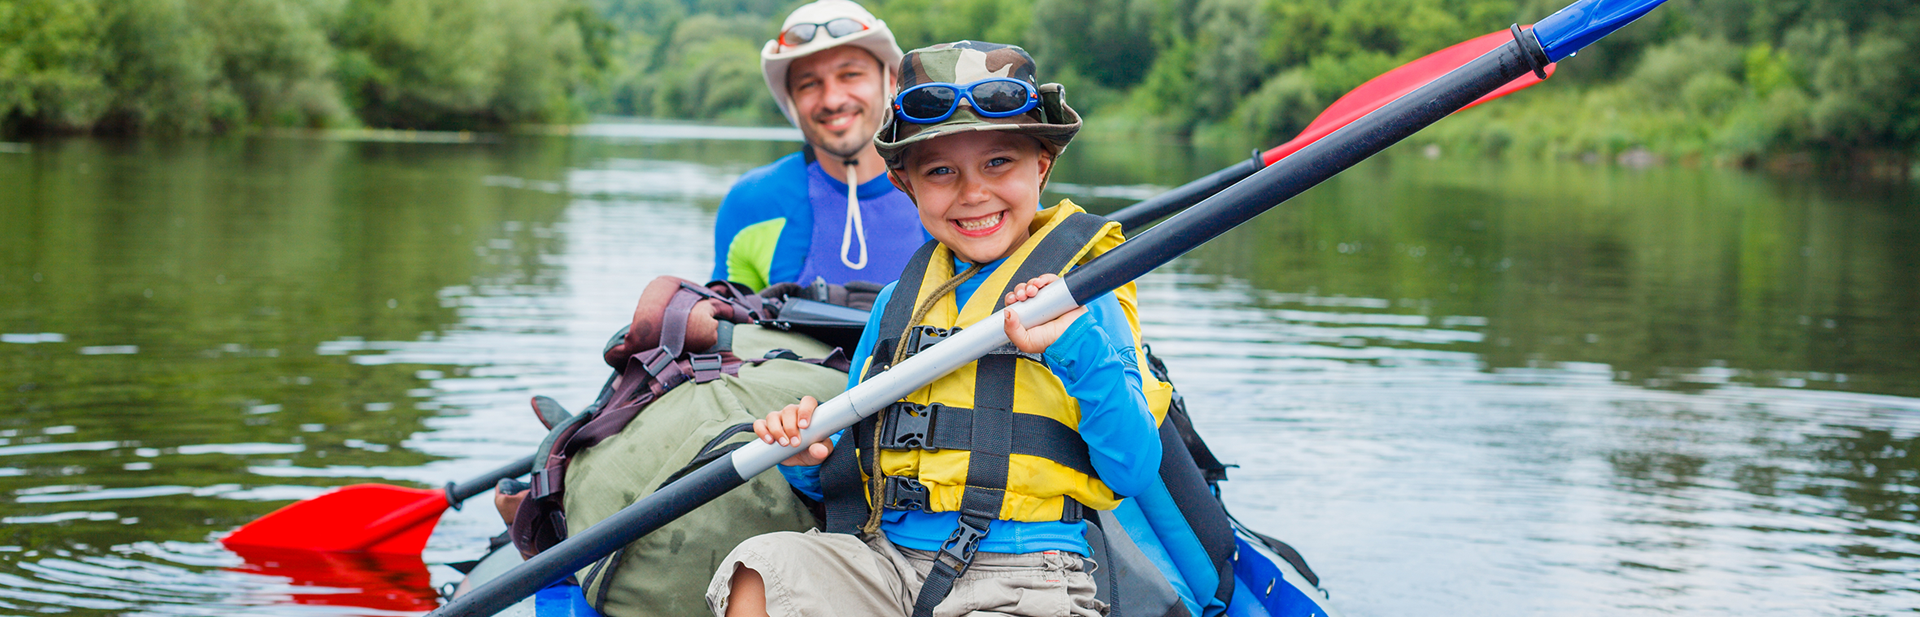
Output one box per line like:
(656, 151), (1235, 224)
(958, 213), (1002, 231)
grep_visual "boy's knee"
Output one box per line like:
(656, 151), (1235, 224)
(731, 564), (763, 588)
(714, 563), (767, 617)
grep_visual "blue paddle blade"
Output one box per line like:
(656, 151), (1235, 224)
(1532, 0), (1670, 61)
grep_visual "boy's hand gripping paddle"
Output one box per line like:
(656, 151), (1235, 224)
(431, 1), (1670, 615)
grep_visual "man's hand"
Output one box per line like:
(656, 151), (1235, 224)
(756, 396), (834, 466)
(1003, 273), (1087, 354)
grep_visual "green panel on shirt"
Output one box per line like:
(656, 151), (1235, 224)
(726, 218), (785, 291)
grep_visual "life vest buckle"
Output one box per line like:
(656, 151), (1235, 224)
(880, 475), (932, 512)
(880, 402), (940, 450)
(937, 514), (990, 571)
(904, 325), (957, 358)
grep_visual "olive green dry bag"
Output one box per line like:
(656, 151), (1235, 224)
(562, 324), (845, 617)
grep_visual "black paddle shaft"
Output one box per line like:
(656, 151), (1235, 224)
(444, 454), (539, 509)
(430, 31), (1546, 617)
(1067, 34), (1544, 304)
(1104, 153), (1264, 233)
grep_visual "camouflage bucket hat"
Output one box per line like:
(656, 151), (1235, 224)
(874, 41), (1081, 169)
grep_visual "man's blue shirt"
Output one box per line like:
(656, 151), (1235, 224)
(711, 152), (926, 289)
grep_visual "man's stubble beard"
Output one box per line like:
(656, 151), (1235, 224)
(808, 102), (885, 161)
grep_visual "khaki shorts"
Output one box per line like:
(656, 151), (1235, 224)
(706, 529), (1106, 617)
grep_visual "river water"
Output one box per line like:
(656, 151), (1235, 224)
(1, 123), (1916, 616)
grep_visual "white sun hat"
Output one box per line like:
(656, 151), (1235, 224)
(760, 0), (904, 127)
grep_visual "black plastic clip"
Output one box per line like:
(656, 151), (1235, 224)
(881, 475), (932, 512)
(938, 515), (990, 570)
(880, 402), (939, 450)
(903, 326), (957, 357)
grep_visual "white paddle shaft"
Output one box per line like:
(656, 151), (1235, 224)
(731, 281), (1081, 474)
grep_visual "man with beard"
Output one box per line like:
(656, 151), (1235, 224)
(711, 0), (927, 293)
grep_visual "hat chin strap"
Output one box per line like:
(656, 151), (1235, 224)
(840, 157), (868, 270)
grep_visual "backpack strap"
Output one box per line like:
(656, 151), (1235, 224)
(512, 284), (745, 556)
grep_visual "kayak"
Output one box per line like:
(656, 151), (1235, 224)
(446, 519), (1342, 617)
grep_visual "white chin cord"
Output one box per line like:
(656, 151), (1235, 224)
(840, 158), (868, 270)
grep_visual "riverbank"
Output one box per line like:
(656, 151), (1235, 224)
(1079, 107), (1920, 182)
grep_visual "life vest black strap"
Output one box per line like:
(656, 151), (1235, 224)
(912, 355), (1017, 617)
(877, 401), (1101, 480)
(877, 474), (1084, 522)
(819, 415), (877, 535)
(868, 240), (940, 379)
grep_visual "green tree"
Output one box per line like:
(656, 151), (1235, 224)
(0, 0), (113, 131)
(199, 0), (348, 128)
(646, 13), (777, 122)
(334, 0), (590, 129)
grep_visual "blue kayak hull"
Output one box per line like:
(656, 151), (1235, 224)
(1225, 530), (1339, 617)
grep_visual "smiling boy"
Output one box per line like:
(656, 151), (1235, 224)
(707, 41), (1167, 617)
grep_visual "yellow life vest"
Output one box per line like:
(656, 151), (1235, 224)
(851, 200), (1173, 523)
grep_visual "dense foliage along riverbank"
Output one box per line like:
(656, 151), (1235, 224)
(569, 0), (1920, 165)
(4, 0), (1917, 164)
(0, 0), (608, 132)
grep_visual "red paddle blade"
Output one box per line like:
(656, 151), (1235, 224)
(222, 484), (448, 554)
(1263, 28), (1556, 166)
(227, 544), (441, 612)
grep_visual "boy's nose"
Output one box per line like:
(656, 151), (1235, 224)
(959, 173), (992, 204)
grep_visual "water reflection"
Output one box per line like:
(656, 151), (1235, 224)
(0, 127), (1916, 615)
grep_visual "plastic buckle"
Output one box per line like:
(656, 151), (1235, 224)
(881, 475), (931, 512)
(689, 353), (725, 383)
(636, 348), (674, 377)
(903, 326), (957, 358)
(879, 402), (938, 450)
(937, 516), (989, 569)
(529, 466), (560, 500)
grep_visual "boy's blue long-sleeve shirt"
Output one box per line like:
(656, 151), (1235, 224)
(782, 256), (1161, 556)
